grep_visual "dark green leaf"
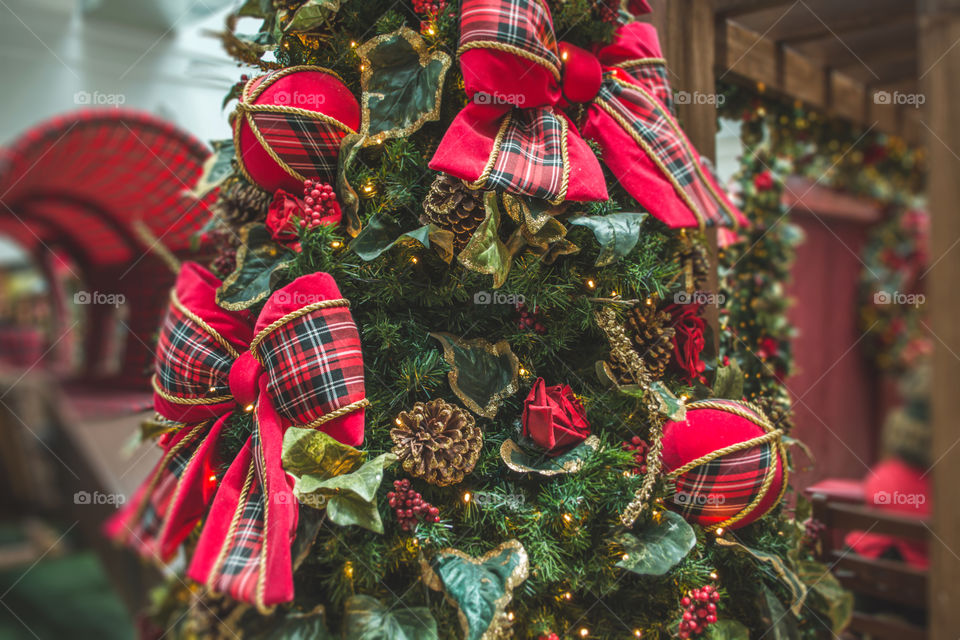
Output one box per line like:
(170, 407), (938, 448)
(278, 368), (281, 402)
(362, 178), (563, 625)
(759, 585), (800, 640)
(422, 540), (528, 640)
(356, 27), (451, 143)
(264, 606), (333, 640)
(569, 212), (648, 265)
(713, 360), (744, 400)
(336, 133), (364, 237)
(193, 139), (235, 198)
(715, 538), (808, 616)
(216, 224), (294, 311)
(500, 436), (599, 476)
(343, 594), (437, 640)
(707, 620), (750, 640)
(615, 511), (696, 576)
(797, 560), (853, 633)
(349, 214), (441, 261)
(430, 332), (519, 418)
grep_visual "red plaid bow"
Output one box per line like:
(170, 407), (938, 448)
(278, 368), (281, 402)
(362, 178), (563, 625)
(430, 0), (748, 231)
(106, 263), (367, 612)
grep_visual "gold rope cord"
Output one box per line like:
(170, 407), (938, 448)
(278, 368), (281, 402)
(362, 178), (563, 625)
(232, 65), (356, 185)
(466, 112), (513, 191)
(616, 79), (742, 228)
(457, 40), (561, 81)
(122, 421), (210, 544)
(205, 456), (256, 597)
(248, 298), (351, 355)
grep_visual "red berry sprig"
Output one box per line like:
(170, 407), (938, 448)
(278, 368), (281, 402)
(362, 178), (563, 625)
(412, 0), (445, 16)
(802, 517), (826, 548)
(387, 479), (440, 531)
(622, 436), (649, 475)
(300, 179), (341, 229)
(515, 303), (546, 334)
(538, 634), (560, 640)
(678, 585), (719, 638)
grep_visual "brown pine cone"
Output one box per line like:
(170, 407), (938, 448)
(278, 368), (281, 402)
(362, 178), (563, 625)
(391, 399), (483, 486)
(678, 241), (711, 292)
(421, 173), (486, 251)
(624, 304), (676, 379)
(213, 176), (272, 226)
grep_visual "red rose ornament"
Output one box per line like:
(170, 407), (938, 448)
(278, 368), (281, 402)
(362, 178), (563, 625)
(522, 378), (591, 455)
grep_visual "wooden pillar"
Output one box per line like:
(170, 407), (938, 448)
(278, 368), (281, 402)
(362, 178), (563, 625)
(920, 1), (960, 638)
(648, 0), (722, 351)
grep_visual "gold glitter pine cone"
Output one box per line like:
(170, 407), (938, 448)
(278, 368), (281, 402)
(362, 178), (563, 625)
(616, 304), (676, 381)
(391, 399), (483, 486)
(421, 173), (486, 251)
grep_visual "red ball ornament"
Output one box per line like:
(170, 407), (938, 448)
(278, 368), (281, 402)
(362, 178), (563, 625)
(232, 66), (360, 193)
(661, 399), (787, 531)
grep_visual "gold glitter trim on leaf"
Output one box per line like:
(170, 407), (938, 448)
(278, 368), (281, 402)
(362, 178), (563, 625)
(430, 332), (519, 419)
(421, 540), (529, 640)
(500, 435), (600, 476)
(356, 27), (452, 146)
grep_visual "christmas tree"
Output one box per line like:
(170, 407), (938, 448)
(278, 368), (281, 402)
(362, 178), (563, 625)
(109, 1), (850, 638)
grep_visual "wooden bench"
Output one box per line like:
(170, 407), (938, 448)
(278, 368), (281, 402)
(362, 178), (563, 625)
(806, 480), (928, 640)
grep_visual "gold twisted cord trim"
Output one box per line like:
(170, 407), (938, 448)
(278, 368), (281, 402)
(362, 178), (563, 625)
(241, 64), (346, 103)
(686, 399), (776, 432)
(466, 112), (513, 190)
(234, 102), (356, 135)
(554, 111), (571, 205)
(466, 107), (570, 205)
(594, 93), (707, 230)
(704, 438), (786, 532)
(616, 79), (741, 229)
(611, 57), (667, 69)
(233, 65), (355, 186)
(256, 430), (272, 614)
(171, 290), (242, 361)
(299, 398), (370, 430)
(206, 456), (257, 601)
(667, 430), (783, 478)
(249, 298), (351, 356)
(123, 421), (210, 544)
(152, 374), (233, 406)
(156, 422), (213, 546)
(457, 40), (561, 82)
(132, 219), (180, 275)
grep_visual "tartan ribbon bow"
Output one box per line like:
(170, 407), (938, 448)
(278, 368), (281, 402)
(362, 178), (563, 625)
(106, 263), (367, 612)
(429, 0), (748, 231)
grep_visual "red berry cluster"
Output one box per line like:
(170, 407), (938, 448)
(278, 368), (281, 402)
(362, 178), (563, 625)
(678, 585), (719, 638)
(412, 0), (445, 16)
(803, 517), (826, 547)
(515, 303), (546, 334)
(300, 179), (341, 229)
(538, 634), (559, 640)
(622, 436), (649, 474)
(204, 227), (239, 278)
(593, 0), (620, 24)
(387, 479), (440, 531)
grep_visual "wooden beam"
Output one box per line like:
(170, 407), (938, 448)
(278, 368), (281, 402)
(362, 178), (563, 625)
(781, 46), (827, 108)
(732, 0), (911, 44)
(713, 0), (794, 18)
(717, 20), (779, 90)
(920, 0), (960, 637)
(828, 70), (867, 125)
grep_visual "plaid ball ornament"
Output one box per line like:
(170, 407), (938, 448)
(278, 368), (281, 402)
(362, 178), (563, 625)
(661, 399), (787, 531)
(233, 66), (360, 193)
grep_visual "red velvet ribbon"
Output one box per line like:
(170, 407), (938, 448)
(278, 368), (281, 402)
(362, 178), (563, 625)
(106, 263), (365, 612)
(430, 0), (748, 231)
